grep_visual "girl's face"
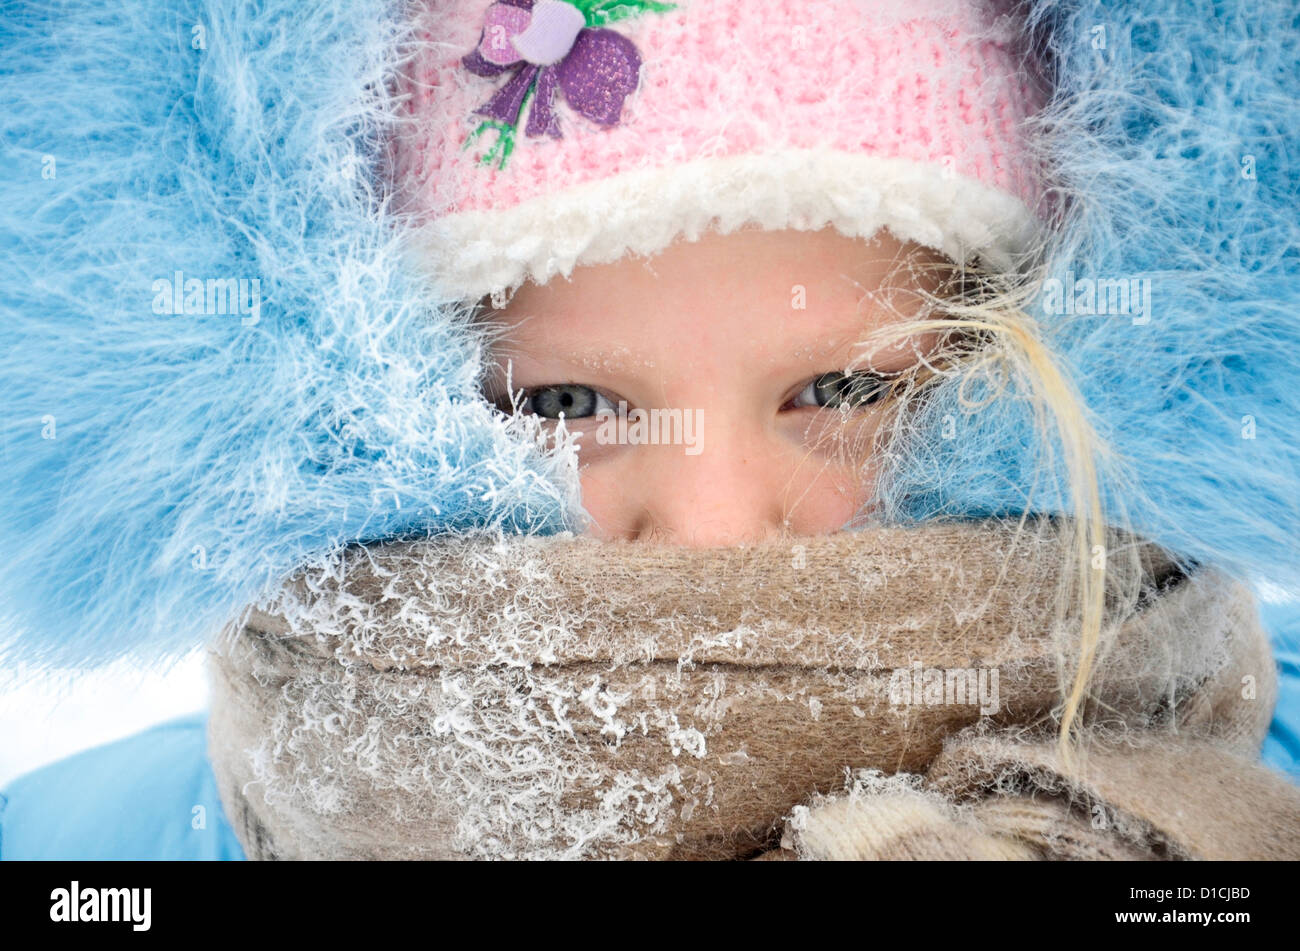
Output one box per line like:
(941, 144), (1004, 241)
(482, 226), (946, 546)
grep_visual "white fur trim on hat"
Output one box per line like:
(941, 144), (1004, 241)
(409, 148), (1041, 303)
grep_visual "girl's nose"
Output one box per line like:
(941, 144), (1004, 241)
(627, 438), (789, 547)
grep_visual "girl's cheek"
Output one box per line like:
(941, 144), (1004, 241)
(788, 457), (877, 532)
(775, 414), (883, 530)
(530, 421), (617, 461)
(779, 409), (886, 467)
(571, 427), (621, 466)
(574, 462), (636, 539)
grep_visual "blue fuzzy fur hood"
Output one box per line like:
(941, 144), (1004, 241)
(1, 0), (1298, 671)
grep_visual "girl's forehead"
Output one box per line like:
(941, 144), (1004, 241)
(483, 227), (947, 359)
(494, 227), (944, 315)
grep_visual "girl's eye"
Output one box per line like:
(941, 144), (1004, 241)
(790, 371), (890, 411)
(521, 384), (619, 420)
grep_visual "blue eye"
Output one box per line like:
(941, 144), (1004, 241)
(791, 371), (889, 410)
(523, 384), (618, 420)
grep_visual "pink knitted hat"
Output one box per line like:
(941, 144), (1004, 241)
(392, 0), (1048, 304)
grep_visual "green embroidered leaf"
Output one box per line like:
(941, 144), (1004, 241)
(568, 0), (679, 29)
(462, 119), (519, 171)
(462, 80), (536, 172)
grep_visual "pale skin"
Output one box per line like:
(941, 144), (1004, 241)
(481, 225), (949, 546)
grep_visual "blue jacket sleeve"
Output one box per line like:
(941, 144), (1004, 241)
(1261, 600), (1300, 781)
(0, 711), (244, 860)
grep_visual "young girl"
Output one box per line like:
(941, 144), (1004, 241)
(2, 0), (1298, 861)
(196, 0), (1298, 859)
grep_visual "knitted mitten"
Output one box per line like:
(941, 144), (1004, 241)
(767, 776), (1039, 861)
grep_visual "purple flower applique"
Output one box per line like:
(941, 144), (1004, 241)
(461, 0), (678, 170)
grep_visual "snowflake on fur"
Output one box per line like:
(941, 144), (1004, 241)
(461, 0), (677, 169)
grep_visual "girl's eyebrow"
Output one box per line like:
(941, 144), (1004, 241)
(843, 339), (933, 374)
(531, 345), (643, 375)
(777, 323), (934, 374)
(496, 320), (930, 379)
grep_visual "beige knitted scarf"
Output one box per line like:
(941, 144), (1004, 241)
(206, 518), (1300, 860)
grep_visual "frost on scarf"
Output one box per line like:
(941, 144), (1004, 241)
(205, 518), (1260, 860)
